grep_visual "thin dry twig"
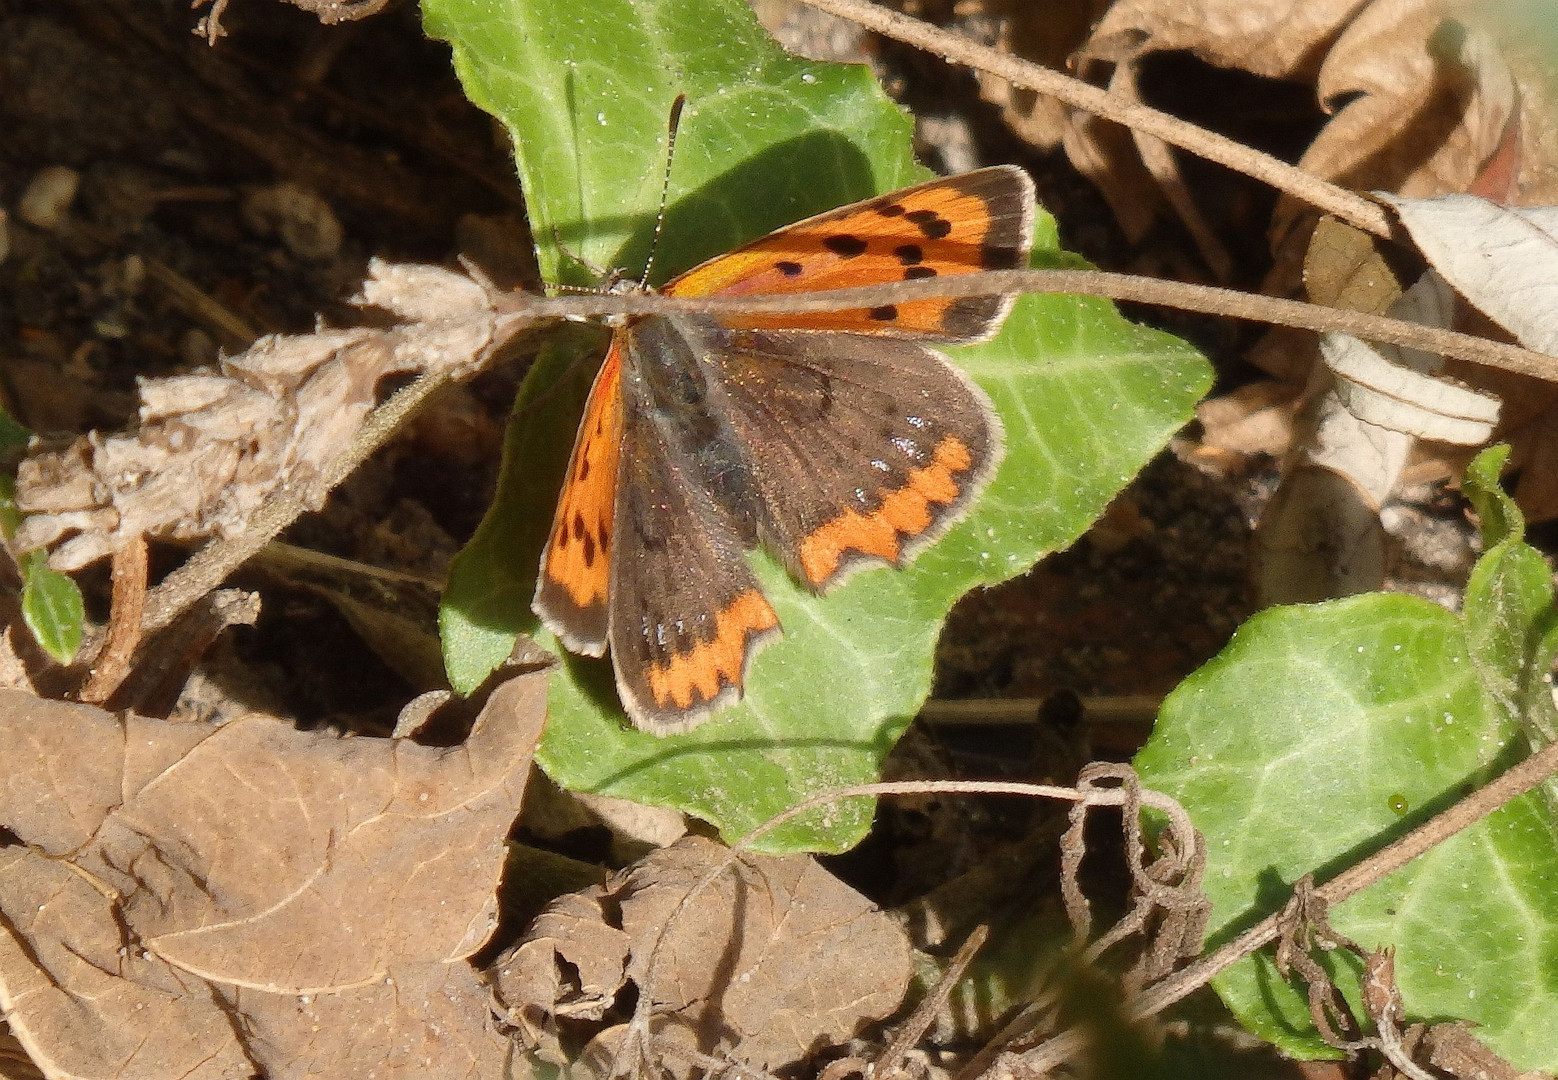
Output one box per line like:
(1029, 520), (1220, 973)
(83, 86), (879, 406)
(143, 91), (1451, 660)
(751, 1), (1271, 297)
(790, 0), (1393, 240)
(77, 535), (148, 705)
(1274, 877), (1366, 1050)
(876, 924), (989, 1080)
(1274, 887), (1439, 1080)
(290, 0), (392, 23)
(193, 0), (391, 43)
(1070, 765), (1207, 987)
(500, 271), (1558, 384)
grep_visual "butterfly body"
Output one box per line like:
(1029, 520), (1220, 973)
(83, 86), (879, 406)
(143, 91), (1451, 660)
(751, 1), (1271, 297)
(535, 165), (1036, 733)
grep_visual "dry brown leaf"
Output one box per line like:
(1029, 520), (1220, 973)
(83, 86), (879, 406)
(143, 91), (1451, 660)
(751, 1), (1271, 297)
(0, 668), (546, 1080)
(975, 0), (1112, 152)
(0, 630), (35, 695)
(1287, 0), (1514, 212)
(13, 262), (513, 572)
(491, 835), (913, 1076)
(1194, 378), (1304, 459)
(0, 1024), (45, 1080)
(1054, 0), (1555, 286)
(1082, 0), (1368, 81)
(1063, 0), (1367, 248)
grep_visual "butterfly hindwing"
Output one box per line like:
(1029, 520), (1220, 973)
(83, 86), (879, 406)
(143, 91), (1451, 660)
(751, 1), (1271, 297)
(692, 324), (1002, 591)
(607, 322), (781, 733)
(664, 165), (1035, 342)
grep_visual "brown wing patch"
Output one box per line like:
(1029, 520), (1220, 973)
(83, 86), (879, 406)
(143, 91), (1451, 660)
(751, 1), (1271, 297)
(663, 165), (1035, 343)
(797, 435), (976, 587)
(688, 329), (1000, 596)
(533, 339), (624, 657)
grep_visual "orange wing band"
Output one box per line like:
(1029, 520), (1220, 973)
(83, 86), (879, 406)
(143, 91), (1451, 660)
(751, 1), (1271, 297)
(646, 590), (779, 710)
(798, 435), (973, 586)
(542, 341), (624, 611)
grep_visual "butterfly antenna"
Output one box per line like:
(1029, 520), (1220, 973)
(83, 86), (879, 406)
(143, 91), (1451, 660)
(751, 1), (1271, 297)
(639, 93), (686, 287)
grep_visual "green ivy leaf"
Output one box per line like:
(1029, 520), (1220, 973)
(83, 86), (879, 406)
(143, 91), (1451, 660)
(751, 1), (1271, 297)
(430, 0), (1211, 850)
(1137, 503), (1558, 1068)
(1460, 443), (1558, 801)
(1462, 443), (1520, 549)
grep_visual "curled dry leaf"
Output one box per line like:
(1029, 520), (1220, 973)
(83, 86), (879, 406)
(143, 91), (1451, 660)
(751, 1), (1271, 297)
(0, 668), (546, 1080)
(1049, 0), (1553, 282)
(1255, 271), (1490, 605)
(490, 835), (913, 1077)
(1061, 0), (1367, 250)
(13, 262), (514, 572)
(1381, 193), (1558, 519)
(1381, 195), (1558, 356)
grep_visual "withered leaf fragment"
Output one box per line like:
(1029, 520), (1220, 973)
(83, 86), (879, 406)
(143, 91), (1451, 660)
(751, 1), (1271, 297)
(491, 835), (913, 1078)
(14, 262), (514, 572)
(0, 667), (545, 1080)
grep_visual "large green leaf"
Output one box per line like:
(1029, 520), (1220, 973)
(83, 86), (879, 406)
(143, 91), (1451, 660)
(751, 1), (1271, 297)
(431, 0), (1211, 850)
(1136, 452), (1558, 1068)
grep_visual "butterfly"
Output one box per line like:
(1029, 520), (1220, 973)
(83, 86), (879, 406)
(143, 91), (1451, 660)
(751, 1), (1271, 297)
(533, 165), (1035, 734)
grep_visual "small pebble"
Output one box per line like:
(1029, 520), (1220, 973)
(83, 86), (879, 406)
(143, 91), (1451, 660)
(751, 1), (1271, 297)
(240, 182), (343, 261)
(19, 165), (81, 229)
(180, 327), (218, 367)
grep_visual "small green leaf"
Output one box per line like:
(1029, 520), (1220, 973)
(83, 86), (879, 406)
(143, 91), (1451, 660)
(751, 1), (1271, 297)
(20, 550), (83, 664)
(1462, 444), (1520, 548)
(0, 410), (28, 457)
(1, 464), (85, 665)
(431, 0), (1211, 850)
(1460, 444), (1558, 804)
(1137, 590), (1558, 1067)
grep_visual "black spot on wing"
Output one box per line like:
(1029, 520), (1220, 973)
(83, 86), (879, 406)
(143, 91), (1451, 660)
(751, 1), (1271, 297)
(894, 244), (923, 265)
(824, 234), (868, 257)
(904, 265), (937, 280)
(906, 210), (951, 240)
(869, 305), (898, 322)
(980, 243), (1023, 270)
(775, 260), (803, 277)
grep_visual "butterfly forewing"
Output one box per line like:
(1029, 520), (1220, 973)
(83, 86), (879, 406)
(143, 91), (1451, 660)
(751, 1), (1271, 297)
(534, 340), (625, 656)
(608, 333), (781, 733)
(664, 166), (1034, 342)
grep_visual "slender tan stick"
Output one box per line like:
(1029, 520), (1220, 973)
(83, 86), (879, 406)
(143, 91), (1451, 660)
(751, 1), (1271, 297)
(502, 271), (1558, 384)
(791, 0), (1393, 239)
(78, 535), (148, 705)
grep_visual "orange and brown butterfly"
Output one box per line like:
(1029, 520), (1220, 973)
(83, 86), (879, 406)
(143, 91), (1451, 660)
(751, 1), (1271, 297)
(533, 164), (1035, 734)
